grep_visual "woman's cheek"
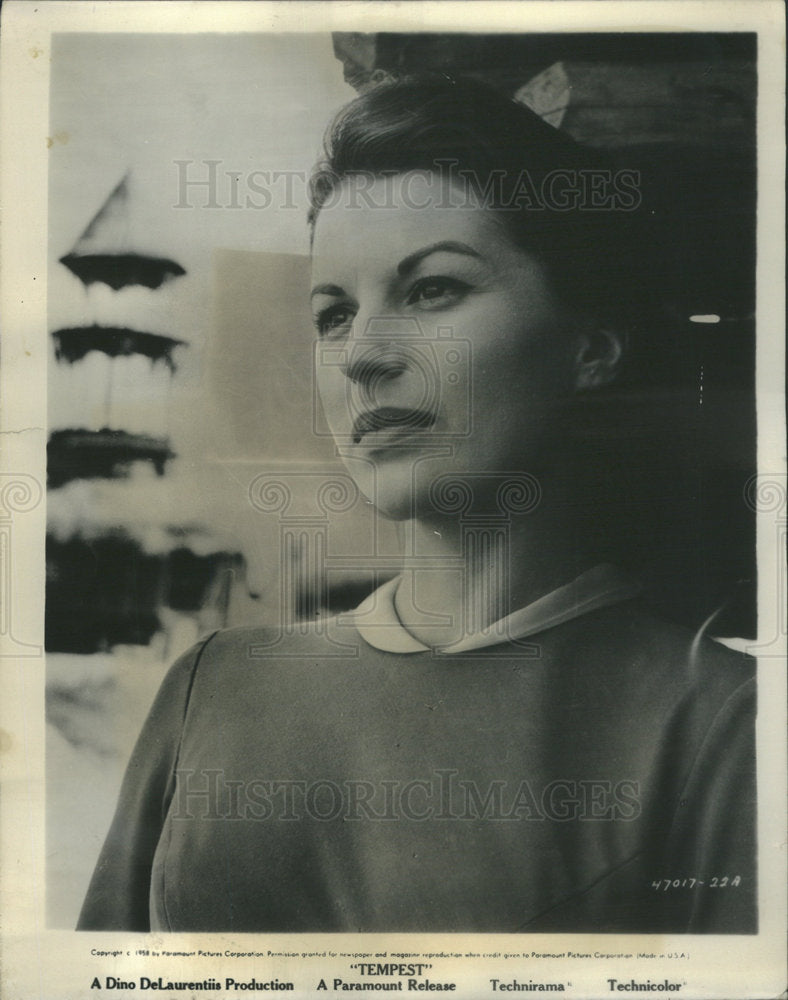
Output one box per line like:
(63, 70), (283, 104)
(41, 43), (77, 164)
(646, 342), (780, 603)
(315, 369), (346, 436)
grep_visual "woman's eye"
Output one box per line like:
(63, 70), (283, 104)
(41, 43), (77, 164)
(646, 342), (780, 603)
(315, 306), (354, 338)
(406, 277), (469, 309)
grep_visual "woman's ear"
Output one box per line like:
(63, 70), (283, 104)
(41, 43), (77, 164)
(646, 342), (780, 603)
(572, 328), (624, 390)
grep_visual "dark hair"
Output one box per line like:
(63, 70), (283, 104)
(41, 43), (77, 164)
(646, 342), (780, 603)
(308, 74), (649, 330)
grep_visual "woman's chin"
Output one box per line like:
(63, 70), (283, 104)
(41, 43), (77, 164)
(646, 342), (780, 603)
(340, 453), (429, 521)
(365, 488), (419, 522)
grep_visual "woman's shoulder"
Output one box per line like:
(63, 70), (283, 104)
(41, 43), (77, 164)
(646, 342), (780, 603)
(177, 615), (367, 675)
(165, 618), (364, 698)
(555, 599), (755, 711)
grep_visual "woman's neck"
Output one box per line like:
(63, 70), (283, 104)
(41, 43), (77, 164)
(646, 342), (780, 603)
(392, 483), (596, 648)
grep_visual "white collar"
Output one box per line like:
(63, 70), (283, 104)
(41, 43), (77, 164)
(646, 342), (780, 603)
(348, 563), (641, 655)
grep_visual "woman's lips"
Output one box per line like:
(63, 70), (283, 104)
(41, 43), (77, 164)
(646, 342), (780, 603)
(351, 407), (437, 446)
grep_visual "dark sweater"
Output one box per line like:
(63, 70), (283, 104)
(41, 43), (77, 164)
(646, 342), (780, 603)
(78, 601), (756, 933)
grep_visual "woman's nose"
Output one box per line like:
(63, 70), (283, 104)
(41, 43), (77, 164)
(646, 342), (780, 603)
(342, 343), (407, 385)
(341, 315), (421, 386)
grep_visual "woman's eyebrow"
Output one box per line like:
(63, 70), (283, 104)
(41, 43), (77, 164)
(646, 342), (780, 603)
(310, 242), (482, 298)
(397, 241), (483, 277)
(310, 282), (345, 299)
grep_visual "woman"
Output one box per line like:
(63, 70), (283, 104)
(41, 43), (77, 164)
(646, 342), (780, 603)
(78, 76), (756, 934)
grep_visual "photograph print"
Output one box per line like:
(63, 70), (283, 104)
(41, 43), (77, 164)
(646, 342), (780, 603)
(44, 26), (759, 936)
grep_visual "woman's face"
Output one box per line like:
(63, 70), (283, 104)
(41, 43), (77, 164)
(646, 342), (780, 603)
(311, 172), (579, 520)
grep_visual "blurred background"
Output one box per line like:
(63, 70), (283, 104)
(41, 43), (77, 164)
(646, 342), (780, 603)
(47, 31), (756, 926)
